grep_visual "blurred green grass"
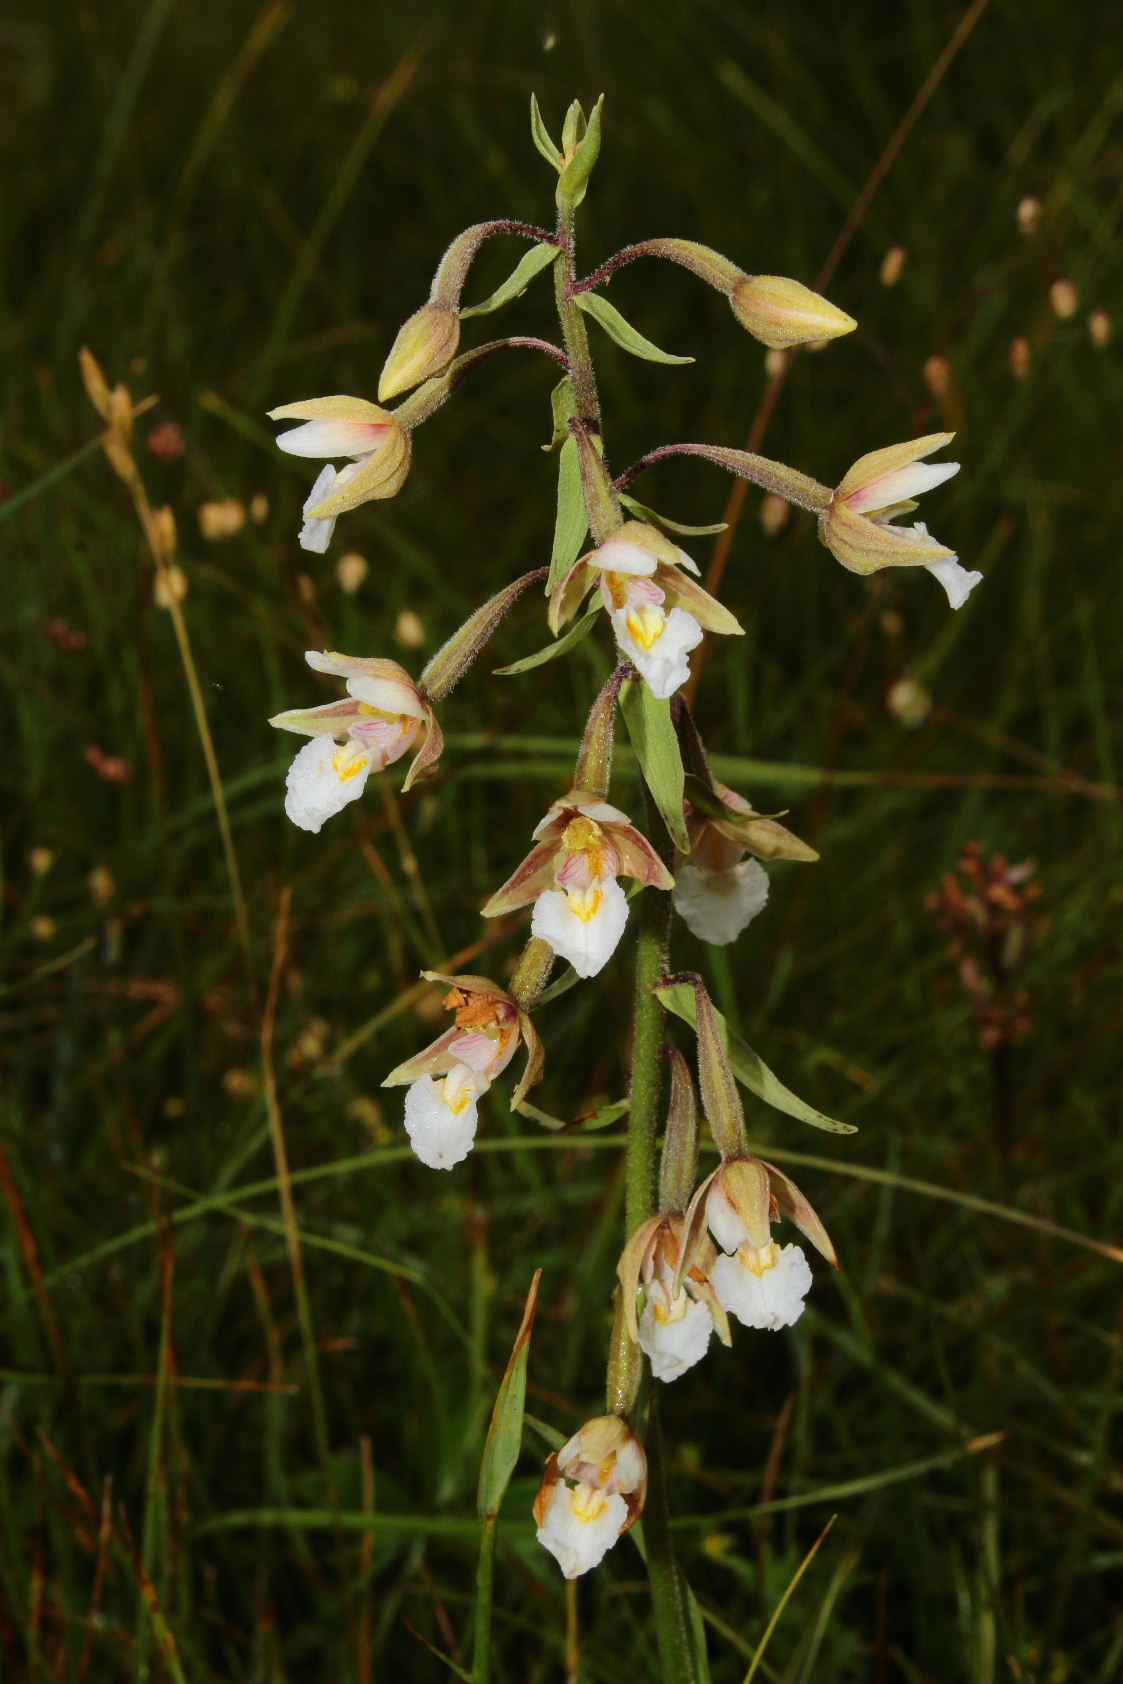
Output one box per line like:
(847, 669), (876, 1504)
(1, 0), (1121, 1679)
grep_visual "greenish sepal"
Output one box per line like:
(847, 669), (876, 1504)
(529, 94), (562, 168)
(557, 94), (603, 209)
(545, 434), (589, 594)
(619, 494), (728, 537)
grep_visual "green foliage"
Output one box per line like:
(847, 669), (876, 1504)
(1, 0), (1120, 1680)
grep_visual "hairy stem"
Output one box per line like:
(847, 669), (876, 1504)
(625, 784), (673, 1244)
(644, 1390), (702, 1684)
(616, 440), (831, 513)
(553, 201), (602, 441)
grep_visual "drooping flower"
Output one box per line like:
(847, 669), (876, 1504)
(382, 973), (543, 1169)
(534, 1415), (647, 1579)
(819, 434), (978, 606)
(548, 521), (742, 702)
(674, 781), (817, 946)
(680, 1156), (837, 1333)
(616, 1212), (730, 1384)
(268, 396), (411, 552)
(481, 790), (673, 978)
(269, 651), (442, 831)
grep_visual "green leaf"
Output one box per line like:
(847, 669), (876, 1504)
(545, 434), (589, 595)
(511, 1097), (566, 1131)
(546, 375), (578, 450)
(493, 603), (600, 676)
(477, 1271), (541, 1520)
(655, 982), (856, 1134)
(459, 242), (559, 319)
(620, 493), (728, 538)
(579, 1099), (630, 1132)
(619, 679), (689, 852)
(576, 292), (694, 365)
(529, 94), (561, 168)
(686, 1585), (713, 1684)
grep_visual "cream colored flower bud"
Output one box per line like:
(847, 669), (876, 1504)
(394, 609), (426, 649)
(249, 494), (269, 524)
(1049, 278), (1078, 320)
(923, 355), (952, 399)
(1016, 196), (1041, 236)
(378, 302), (460, 402)
(335, 552), (368, 594)
(730, 275), (857, 351)
(880, 246), (906, 287)
(198, 499), (246, 540)
(887, 677), (932, 729)
(1088, 309), (1112, 348)
(1009, 336), (1031, 381)
(759, 493), (790, 537)
(154, 565), (188, 609)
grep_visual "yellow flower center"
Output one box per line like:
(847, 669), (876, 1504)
(738, 1241), (780, 1277)
(568, 886), (604, 923)
(572, 1484), (609, 1524)
(624, 605), (666, 650)
(331, 742), (372, 782)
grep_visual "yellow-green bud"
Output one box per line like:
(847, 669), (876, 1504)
(729, 274), (857, 351)
(378, 302), (460, 402)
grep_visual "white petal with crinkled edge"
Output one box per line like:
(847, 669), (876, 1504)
(403, 1072), (479, 1170)
(531, 879), (630, 978)
(711, 1243), (813, 1331)
(535, 1482), (629, 1579)
(639, 1290), (714, 1382)
(926, 556), (983, 608)
(611, 605), (702, 700)
(284, 736), (371, 832)
(673, 859), (769, 945)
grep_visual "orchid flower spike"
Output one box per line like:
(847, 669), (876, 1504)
(269, 652), (442, 832)
(819, 434), (981, 607)
(675, 781), (817, 946)
(382, 973), (544, 1170)
(680, 1155), (837, 1333)
(548, 521), (742, 701)
(534, 1415), (647, 1579)
(268, 396), (411, 553)
(616, 1212), (730, 1383)
(482, 789), (673, 979)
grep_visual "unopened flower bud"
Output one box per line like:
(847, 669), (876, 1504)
(198, 498), (246, 540)
(1088, 309), (1112, 348)
(378, 302), (460, 402)
(1016, 196), (1041, 236)
(1009, 336), (1031, 381)
(154, 564), (188, 609)
(880, 246), (906, 286)
(394, 608), (426, 649)
(923, 355), (952, 399)
(1049, 278), (1078, 320)
(759, 493), (790, 537)
(887, 677), (932, 729)
(729, 274), (857, 352)
(249, 494), (269, 524)
(335, 552), (368, 594)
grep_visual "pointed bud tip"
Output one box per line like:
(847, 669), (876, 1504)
(378, 303), (460, 402)
(730, 275), (857, 351)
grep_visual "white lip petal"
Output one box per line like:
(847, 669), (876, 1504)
(925, 556), (983, 609)
(403, 1073), (479, 1169)
(535, 1483), (629, 1579)
(673, 860), (769, 945)
(611, 605), (703, 700)
(638, 1291), (714, 1382)
(276, 418), (386, 458)
(531, 879), (630, 978)
(283, 737), (371, 832)
(711, 1243), (813, 1331)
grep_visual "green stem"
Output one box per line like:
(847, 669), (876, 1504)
(554, 199), (601, 434)
(625, 789), (673, 1238)
(472, 1513), (497, 1683)
(644, 1390), (702, 1684)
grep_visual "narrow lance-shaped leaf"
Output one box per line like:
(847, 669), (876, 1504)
(684, 973), (747, 1161)
(460, 242), (559, 320)
(477, 1270), (541, 1521)
(655, 980), (856, 1135)
(545, 435), (588, 596)
(529, 94), (562, 168)
(576, 292), (694, 366)
(492, 602), (600, 677)
(660, 1045), (699, 1212)
(620, 492), (728, 538)
(619, 678), (689, 853)
(421, 568), (547, 702)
